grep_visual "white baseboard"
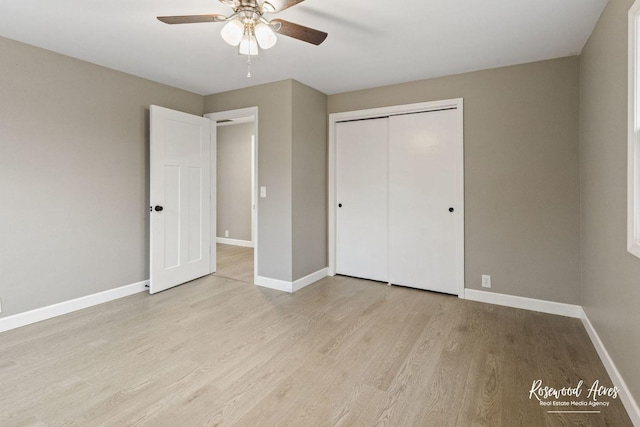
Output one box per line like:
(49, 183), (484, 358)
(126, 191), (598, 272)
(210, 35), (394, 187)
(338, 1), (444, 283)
(216, 237), (254, 248)
(0, 280), (148, 334)
(255, 276), (293, 293)
(256, 268), (328, 293)
(580, 308), (640, 426)
(464, 289), (638, 424)
(464, 288), (583, 318)
(293, 268), (329, 292)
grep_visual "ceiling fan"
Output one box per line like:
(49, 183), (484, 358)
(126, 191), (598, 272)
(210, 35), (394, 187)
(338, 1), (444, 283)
(157, 0), (328, 57)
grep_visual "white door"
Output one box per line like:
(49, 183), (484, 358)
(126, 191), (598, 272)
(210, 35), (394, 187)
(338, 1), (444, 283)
(150, 105), (213, 294)
(388, 110), (460, 294)
(335, 118), (388, 282)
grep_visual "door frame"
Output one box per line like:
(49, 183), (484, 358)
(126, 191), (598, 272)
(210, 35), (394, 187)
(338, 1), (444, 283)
(328, 98), (465, 298)
(205, 107), (259, 285)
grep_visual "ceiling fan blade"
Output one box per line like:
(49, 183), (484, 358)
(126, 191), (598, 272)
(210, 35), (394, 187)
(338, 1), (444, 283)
(157, 14), (225, 25)
(262, 0), (306, 13)
(271, 19), (327, 45)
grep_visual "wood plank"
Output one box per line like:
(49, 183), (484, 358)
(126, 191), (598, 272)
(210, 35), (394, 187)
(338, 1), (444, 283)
(215, 243), (254, 283)
(0, 274), (633, 426)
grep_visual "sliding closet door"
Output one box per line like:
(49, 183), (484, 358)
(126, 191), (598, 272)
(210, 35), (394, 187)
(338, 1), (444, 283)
(388, 110), (460, 294)
(335, 118), (388, 282)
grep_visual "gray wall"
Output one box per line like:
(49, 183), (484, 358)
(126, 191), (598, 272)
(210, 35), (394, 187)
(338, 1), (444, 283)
(205, 79), (328, 283)
(205, 80), (294, 281)
(292, 81), (328, 281)
(0, 36), (204, 317)
(580, 0), (640, 403)
(328, 57), (581, 304)
(217, 123), (253, 242)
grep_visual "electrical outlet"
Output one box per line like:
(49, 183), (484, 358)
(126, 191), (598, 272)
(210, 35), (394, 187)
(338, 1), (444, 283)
(225, 230), (229, 237)
(482, 275), (491, 288)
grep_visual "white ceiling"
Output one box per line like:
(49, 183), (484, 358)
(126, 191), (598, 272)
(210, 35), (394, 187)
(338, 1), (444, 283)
(0, 0), (607, 96)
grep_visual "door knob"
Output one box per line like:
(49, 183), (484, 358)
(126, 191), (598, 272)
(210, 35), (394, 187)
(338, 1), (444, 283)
(338, 203), (342, 208)
(154, 205), (164, 212)
(449, 207), (454, 212)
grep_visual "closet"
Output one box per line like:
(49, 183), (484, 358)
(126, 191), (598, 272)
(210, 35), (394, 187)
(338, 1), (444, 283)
(334, 103), (463, 295)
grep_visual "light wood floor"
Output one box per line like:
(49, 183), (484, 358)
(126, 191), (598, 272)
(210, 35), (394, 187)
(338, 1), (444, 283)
(215, 243), (254, 283)
(0, 275), (632, 426)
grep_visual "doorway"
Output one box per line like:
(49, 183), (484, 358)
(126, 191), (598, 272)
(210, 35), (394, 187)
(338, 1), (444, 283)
(205, 108), (258, 285)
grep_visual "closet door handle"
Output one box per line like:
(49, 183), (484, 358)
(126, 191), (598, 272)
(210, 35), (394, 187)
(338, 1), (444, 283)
(338, 203), (343, 208)
(449, 207), (454, 212)
(154, 205), (164, 212)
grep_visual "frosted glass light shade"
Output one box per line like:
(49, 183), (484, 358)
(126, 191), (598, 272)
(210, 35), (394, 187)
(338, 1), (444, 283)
(239, 34), (259, 55)
(221, 19), (244, 46)
(255, 22), (277, 49)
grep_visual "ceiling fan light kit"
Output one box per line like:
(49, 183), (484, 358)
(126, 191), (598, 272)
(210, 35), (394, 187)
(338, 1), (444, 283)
(220, 12), (278, 54)
(220, 19), (244, 46)
(255, 22), (277, 49)
(157, 0), (327, 75)
(239, 33), (259, 56)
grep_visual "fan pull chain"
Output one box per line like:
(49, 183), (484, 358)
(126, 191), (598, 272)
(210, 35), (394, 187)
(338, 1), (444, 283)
(246, 56), (252, 78)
